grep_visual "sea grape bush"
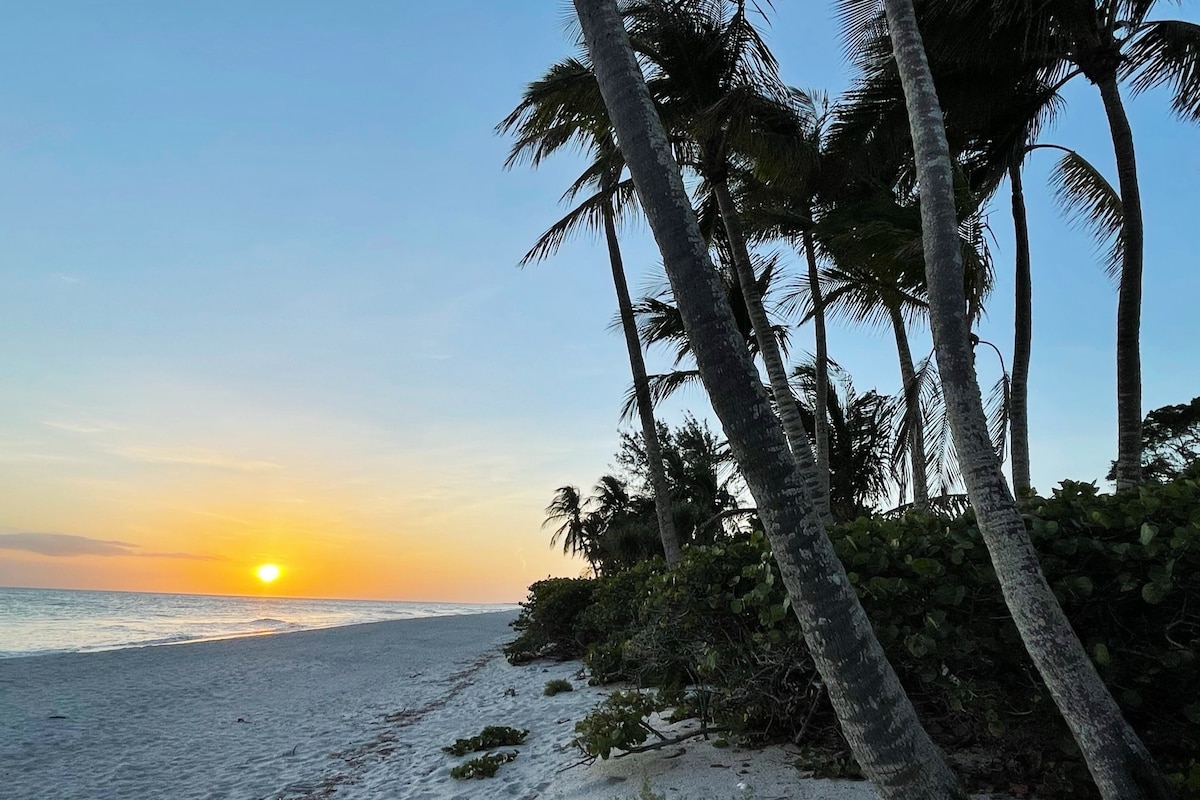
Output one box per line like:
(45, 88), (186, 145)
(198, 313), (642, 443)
(571, 690), (668, 760)
(503, 577), (596, 664)
(511, 472), (1200, 797)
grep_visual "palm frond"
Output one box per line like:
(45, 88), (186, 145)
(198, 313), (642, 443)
(520, 189), (613, 266)
(1049, 149), (1124, 283)
(1123, 20), (1200, 122)
(985, 373), (1012, 463)
(619, 370), (704, 423)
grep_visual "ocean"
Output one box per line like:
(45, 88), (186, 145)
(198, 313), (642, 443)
(0, 586), (517, 658)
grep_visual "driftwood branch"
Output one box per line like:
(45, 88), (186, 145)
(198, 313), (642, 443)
(613, 727), (729, 757)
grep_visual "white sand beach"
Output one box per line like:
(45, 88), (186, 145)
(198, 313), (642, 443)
(0, 611), (990, 800)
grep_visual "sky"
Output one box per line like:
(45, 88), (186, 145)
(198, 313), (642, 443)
(1, 2), (1197, 603)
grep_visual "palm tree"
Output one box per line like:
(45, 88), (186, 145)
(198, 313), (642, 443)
(791, 360), (902, 518)
(781, 178), (993, 507)
(906, 0), (1200, 489)
(835, 6), (1154, 496)
(802, 200), (932, 507)
(571, 1), (966, 795)
(499, 58), (683, 566)
(881, 0), (1174, 795)
(623, 0), (832, 519)
(542, 485), (600, 575)
(734, 93), (837, 520)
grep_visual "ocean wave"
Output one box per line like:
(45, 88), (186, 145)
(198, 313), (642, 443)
(246, 617), (295, 629)
(0, 588), (518, 657)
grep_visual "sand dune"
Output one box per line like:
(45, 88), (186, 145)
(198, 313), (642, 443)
(1, 611), (1003, 800)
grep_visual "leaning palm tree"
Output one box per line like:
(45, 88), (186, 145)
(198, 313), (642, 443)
(830, 30), (1060, 496)
(734, 92), (838, 518)
(499, 57), (683, 566)
(623, 0), (832, 518)
(880, 0), (1174, 795)
(572, 0), (967, 795)
(895, 0), (1200, 488)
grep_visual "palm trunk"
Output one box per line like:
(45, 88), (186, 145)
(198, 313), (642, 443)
(1009, 163), (1033, 497)
(889, 304), (930, 509)
(573, 2), (965, 796)
(802, 228), (833, 518)
(884, 3), (1172, 798)
(1095, 75), (1144, 491)
(602, 188), (682, 567)
(710, 176), (831, 522)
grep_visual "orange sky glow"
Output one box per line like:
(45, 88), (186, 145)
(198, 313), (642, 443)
(0, 403), (587, 603)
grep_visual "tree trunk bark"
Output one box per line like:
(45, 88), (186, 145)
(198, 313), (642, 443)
(709, 176), (832, 522)
(883, 3), (1173, 798)
(573, 2), (966, 797)
(1096, 75), (1144, 491)
(1009, 162), (1033, 497)
(889, 304), (930, 508)
(602, 187), (683, 567)
(802, 228), (833, 518)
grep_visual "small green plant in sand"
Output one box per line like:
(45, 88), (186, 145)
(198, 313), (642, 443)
(544, 678), (574, 696)
(443, 725), (529, 756)
(574, 690), (669, 760)
(449, 751), (518, 779)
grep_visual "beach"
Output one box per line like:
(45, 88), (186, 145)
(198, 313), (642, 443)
(1, 611), (899, 800)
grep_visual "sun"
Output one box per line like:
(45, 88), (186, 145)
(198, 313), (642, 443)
(256, 563), (282, 584)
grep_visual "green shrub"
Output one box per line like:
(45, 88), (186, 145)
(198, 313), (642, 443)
(1028, 477), (1200, 773)
(503, 577), (597, 664)
(443, 725), (529, 756)
(449, 751), (518, 779)
(543, 678), (574, 696)
(577, 560), (660, 682)
(572, 690), (668, 760)
(558, 471), (1200, 798)
(622, 533), (814, 740)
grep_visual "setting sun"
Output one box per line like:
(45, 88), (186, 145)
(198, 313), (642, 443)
(256, 564), (282, 584)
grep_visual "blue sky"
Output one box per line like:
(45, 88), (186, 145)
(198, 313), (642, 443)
(0, 2), (1197, 600)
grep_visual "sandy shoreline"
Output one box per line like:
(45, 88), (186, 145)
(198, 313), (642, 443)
(0, 611), (958, 800)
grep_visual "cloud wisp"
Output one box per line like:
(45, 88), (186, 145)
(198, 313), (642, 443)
(113, 447), (282, 472)
(0, 532), (220, 561)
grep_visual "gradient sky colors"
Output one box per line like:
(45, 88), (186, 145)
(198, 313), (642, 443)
(1, 2), (1197, 602)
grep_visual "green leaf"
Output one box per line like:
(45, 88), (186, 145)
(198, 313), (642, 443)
(1139, 522), (1158, 546)
(1141, 582), (1167, 604)
(909, 557), (943, 577)
(1092, 642), (1111, 666)
(904, 633), (935, 658)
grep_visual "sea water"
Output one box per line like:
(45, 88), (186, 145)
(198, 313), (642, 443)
(0, 587), (516, 658)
